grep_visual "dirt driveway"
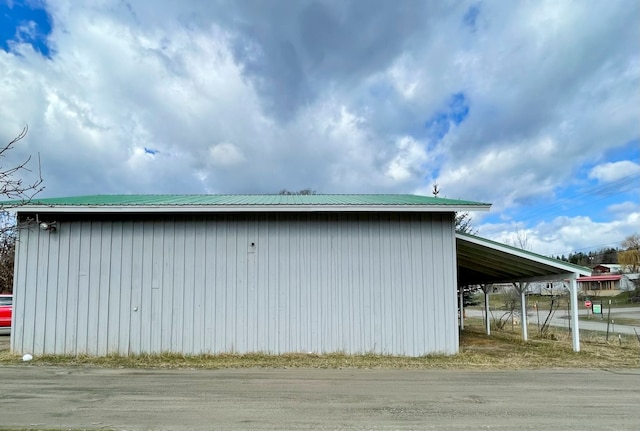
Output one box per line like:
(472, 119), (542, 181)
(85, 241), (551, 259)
(0, 366), (638, 430)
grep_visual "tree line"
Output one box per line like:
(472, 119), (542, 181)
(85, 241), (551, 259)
(555, 234), (640, 272)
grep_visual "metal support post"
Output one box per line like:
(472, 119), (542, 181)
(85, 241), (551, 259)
(520, 285), (528, 342)
(569, 276), (580, 352)
(483, 285), (491, 336)
(459, 288), (464, 330)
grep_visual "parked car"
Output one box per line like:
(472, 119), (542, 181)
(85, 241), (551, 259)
(0, 294), (12, 335)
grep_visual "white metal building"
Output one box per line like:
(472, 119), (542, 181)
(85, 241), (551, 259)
(11, 194), (491, 357)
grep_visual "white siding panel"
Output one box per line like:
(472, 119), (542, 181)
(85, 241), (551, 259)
(117, 221), (133, 354)
(129, 222), (144, 354)
(107, 222), (122, 353)
(11, 226), (27, 354)
(160, 219), (175, 351)
(54, 224), (69, 354)
(13, 212), (458, 356)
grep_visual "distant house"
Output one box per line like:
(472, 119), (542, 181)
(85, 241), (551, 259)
(577, 275), (622, 296)
(592, 264), (623, 274)
(527, 281), (567, 296)
(575, 263), (639, 296)
(576, 273), (638, 296)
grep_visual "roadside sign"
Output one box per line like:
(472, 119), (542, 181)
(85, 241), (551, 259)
(584, 300), (592, 308)
(592, 303), (602, 314)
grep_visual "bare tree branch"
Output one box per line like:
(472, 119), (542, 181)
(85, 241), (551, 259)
(0, 125), (45, 206)
(278, 188), (317, 195)
(0, 126), (46, 292)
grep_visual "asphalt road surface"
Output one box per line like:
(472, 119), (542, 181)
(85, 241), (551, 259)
(0, 366), (638, 430)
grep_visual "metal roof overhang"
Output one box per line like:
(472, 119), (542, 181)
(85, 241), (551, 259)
(456, 233), (591, 286)
(16, 203), (490, 214)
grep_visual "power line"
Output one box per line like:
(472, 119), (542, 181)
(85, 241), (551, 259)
(516, 173), (640, 223)
(552, 240), (626, 257)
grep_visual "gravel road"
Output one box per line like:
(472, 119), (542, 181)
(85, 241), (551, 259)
(0, 366), (638, 430)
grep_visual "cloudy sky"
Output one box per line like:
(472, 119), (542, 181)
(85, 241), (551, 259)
(1, 0), (638, 257)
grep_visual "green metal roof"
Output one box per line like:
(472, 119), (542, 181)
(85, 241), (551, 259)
(15, 194), (489, 207)
(10, 194), (491, 214)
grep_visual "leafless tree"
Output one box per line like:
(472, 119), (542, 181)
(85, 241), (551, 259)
(539, 295), (560, 335)
(0, 225), (15, 293)
(278, 188), (316, 195)
(0, 126), (45, 292)
(0, 126), (44, 205)
(491, 287), (521, 330)
(492, 229), (533, 332)
(505, 228), (531, 250)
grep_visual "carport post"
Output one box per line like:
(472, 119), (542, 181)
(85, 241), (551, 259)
(569, 276), (580, 352)
(459, 288), (464, 330)
(513, 282), (528, 342)
(520, 284), (528, 342)
(482, 284), (491, 335)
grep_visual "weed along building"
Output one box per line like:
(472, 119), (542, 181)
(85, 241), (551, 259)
(11, 194), (493, 357)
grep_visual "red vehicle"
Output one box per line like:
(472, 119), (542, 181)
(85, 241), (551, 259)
(0, 294), (11, 335)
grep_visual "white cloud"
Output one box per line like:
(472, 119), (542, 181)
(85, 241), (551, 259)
(589, 161), (640, 183)
(385, 137), (428, 182)
(0, 0), (637, 252)
(209, 143), (245, 167)
(388, 59), (420, 99)
(607, 201), (640, 216)
(480, 211), (640, 257)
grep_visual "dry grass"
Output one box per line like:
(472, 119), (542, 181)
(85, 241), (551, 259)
(578, 316), (640, 326)
(0, 320), (638, 370)
(469, 291), (640, 311)
(460, 319), (640, 368)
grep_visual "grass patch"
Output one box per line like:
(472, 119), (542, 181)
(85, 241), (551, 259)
(578, 316), (640, 326)
(468, 293), (571, 311)
(469, 291), (640, 312)
(606, 290), (640, 307)
(1, 320), (638, 370)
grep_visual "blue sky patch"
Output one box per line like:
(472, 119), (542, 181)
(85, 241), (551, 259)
(425, 92), (470, 140)
(463, 4), (481, 31)
(600, 139), (640, 164)
(0, 0), (52, 57)
(575, 139), (640, 185)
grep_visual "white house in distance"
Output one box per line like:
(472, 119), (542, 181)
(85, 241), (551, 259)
(523, 264), (639, 297)
(10, 194), (591, 357)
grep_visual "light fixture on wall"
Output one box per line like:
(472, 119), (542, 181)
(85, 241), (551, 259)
(39, 221), (57, 232)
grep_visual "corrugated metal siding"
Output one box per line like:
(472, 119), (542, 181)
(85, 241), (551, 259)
(12, 213), (458, 356)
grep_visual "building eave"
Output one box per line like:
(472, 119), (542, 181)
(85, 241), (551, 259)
(15, 203), (492, 214)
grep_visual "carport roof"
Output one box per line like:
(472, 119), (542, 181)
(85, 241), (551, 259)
(456, 232), (591, 286)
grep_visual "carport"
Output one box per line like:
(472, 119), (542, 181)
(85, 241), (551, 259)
(456, 233), (592, 352)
